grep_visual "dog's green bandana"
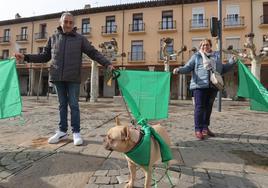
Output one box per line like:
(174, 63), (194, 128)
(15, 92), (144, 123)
(125, 118), (172, 167)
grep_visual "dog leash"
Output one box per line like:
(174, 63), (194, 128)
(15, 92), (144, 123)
(111, 70), (136, 126)
(152, 163), (174, 188)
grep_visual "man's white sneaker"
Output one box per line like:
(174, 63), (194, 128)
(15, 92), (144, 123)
(48, 131), (68, 144)
(73, 133), (83, 146)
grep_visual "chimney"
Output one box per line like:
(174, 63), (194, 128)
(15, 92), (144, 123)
(15, 13), (21, 19)
(84, 4), (91, 9)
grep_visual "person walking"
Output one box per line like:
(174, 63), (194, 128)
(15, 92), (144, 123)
(15, 12), (114, 146)
(173, 38), (236, 140)
(84, 77), (91, 102)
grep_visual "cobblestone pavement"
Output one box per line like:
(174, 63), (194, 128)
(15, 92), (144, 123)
(0, 96), (267, 188)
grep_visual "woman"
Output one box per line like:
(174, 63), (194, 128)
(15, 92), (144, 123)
(173, 38), (236, 140)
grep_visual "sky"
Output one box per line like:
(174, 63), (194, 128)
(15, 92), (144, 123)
(0, 0), (149, 21)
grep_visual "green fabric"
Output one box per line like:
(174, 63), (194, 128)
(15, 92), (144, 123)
(116, 70), (170, 120)
(125, 127), (151, 166)
(237, 60), (268, 112)
(116, 70), (172, 166)
(0, 59), (22, 119)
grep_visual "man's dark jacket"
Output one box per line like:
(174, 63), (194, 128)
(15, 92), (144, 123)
(24, 26), (111, 83)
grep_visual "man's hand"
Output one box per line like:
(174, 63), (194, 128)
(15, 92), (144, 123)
(173, 67), (180, 75)
(14, 53), (25, 63)
(107, 64), (115, 71)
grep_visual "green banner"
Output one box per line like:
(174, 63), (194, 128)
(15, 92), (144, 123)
(237, 60), (268, 112)
(0, 59), (22, 119)
(116, 70), (170, 120)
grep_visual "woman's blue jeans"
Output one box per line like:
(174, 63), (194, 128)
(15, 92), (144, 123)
(193, 88), (218, 131)
(54, 81), (80, 133)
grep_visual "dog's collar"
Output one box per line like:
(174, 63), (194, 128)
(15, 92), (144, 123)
(126, 127), (144, 153)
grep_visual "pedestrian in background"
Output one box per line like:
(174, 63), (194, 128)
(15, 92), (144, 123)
(84, 77), (91, 102)
(173, 38), (236, 140)
(15, 12), (114, 146)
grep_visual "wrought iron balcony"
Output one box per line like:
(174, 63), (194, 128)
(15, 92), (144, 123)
(189, 19), (209, 30)
(16, 34), (28, 42)
(101, 25), (117, 34)
(77, 27), (92, 35)
(0, 36), (10, 43)
(223, 16), (245, 28)
(34, 32), (48, 40)
(128, 23), (145, 32)
(158, 20), (176, 30)
(260, 15), (268, 25)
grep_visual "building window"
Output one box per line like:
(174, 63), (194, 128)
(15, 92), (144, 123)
(226, 5), (240, 26)
(17, 27), (27, 41)
(3, 29), (10, 42)
(161, 10), (174, 29)
(225, 37), (241, 59)
(192, 7), (205, 28)
(130, 40), (144, 61)
(19, 48), (27, 54)
(2, 49), (9, 59)
(105, 16), (116, 34)
(263, 3), (268, 24)
(82, 18), (90, 34)
(132, 13), (144, 31)
(40, 24), (47, 38)
(160, 38), (175, 60)
(21, 27), (27, 40)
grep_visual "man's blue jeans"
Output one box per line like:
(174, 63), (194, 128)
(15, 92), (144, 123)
(193, 88), (218, 131)
(54, 81), (80, 133)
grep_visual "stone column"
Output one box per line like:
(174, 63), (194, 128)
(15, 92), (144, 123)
(90, 60), (99, 103)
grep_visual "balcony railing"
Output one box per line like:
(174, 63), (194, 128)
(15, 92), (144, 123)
(77, 27), (92, 35)
(128, 51), (145, 62)
(190, 19), (209, 29)
(0, 36), (10, 43)
(157, 51), (177, 61)
(128, 23), (145, 32)
(101, 25), (117, 34)
(158, 20), (176, 30)
(34, 32), (48, 40)
(223, 16), (245, 27)
(260, 15), (268, 24)
(16, 34), (28, 41)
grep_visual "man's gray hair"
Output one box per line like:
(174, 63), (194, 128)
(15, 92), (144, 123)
(60, 12), (74, 23)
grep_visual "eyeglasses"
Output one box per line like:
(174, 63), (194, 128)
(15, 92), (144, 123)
(63, 20), (73, 25)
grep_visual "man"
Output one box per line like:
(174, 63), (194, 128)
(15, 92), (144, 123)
(15, 12), (114, 146)
(84, 77), (91, 102)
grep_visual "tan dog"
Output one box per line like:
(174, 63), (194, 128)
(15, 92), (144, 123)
(103, 117), (171, 188)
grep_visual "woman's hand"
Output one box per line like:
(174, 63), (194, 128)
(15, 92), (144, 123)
(14, 53), (24, 62)
(173, 67), (180, 75)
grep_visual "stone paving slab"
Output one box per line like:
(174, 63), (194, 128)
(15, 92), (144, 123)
(0, 96), (267, 188)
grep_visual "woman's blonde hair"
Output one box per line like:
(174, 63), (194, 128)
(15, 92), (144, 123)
(199, 38), (212, 48)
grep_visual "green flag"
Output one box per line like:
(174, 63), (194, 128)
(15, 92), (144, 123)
(0, 58), (22, 119)
(115, 70), (173, 166)
(116, 70), (170, 120)
(237, 60), (268, 112)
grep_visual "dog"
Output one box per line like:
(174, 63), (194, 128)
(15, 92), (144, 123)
(103, 117), (171, 188)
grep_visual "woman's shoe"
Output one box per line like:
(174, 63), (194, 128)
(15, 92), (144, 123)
(202, 129), (208, 137)
(195, 131), (204, 140)
(207, 128), (215, 137)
